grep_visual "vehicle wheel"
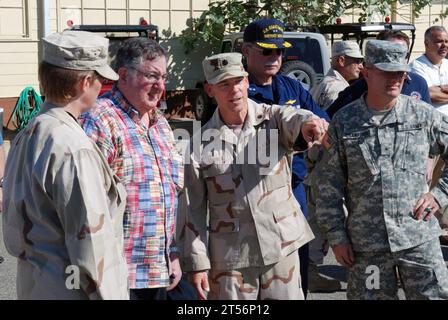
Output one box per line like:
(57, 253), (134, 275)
(279, 60), (318, 91)
(192, 89), (207, 120)
(192, 89), (216, 123)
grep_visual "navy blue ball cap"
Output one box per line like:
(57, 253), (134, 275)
(243, 18), (291, 49)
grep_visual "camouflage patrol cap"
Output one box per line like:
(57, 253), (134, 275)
(43, 30), (119, 80)
(365, 40), (411, 72)
(202, 53), (248, 84)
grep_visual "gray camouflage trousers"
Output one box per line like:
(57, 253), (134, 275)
(347, 237), (448, 300)
(208, 251), (304, 300)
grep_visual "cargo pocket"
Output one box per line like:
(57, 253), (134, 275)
(272, 202), (302, 250)
(263, 158), (289, 191)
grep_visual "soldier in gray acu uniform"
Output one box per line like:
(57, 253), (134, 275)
(316, 40), (448, 300)
(179, 52), (329, 300)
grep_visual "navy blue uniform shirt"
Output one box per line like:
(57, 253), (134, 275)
(248, 74), (329, 217)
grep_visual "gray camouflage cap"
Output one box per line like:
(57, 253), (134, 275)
(43, 30), (119, 81)
(365, 40), (410, 72)
(202, 53), (248, 84)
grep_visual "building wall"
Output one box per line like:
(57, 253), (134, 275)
(0, 0), (39, 100)
(1, 1), (448, 104)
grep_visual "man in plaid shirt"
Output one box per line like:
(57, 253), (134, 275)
(81, 38), (184, 300)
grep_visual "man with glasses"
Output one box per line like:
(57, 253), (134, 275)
(311, 41), (363, 110)
(307, 40), (364, 293)
(81, 38), (185, 300)
(241, 18), (330, 296)
(316, 40), (448, 299)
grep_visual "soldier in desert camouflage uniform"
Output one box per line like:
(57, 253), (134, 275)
(179, 52), (328, 300)
(310, 41), (364, 110)
(2, 31), (129, 300)
(316, 40), (448, 299)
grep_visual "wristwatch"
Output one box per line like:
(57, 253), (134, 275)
(0, 177), (4, 188)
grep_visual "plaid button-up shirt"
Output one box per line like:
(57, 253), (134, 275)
(80, 87), (184, 289)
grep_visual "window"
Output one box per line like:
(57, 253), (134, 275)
(221, 40), (232, 53)
(0, 0), (29, 39)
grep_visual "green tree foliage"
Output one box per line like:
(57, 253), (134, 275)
(178, 0), (434, 54)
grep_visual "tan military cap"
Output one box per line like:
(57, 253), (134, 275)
(202, 52), (248, 84)
(331, 40), (363, 59)
(43, 30), (118, 81)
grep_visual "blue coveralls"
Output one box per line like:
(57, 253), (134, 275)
(248, 74), (329, 296)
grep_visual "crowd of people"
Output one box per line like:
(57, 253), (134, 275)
(1, 17), (448, 300)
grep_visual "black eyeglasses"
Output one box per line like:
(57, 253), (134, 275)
(251, 46), (285, 56)
(128, 66), (169, 84)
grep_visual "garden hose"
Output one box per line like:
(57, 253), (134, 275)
(6, 86), (43, 132)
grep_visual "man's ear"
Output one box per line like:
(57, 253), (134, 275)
(361, 67), (369, 81)
(241, 43), (250, 58)
(78, 74), (93, 93)
(338, 55), (346, 67)
(118, 67), (128, 83)
(204, 82), (214, 98)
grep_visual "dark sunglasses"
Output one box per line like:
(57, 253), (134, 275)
(252, 46), (285, 56)
(344, 56), (364, 64)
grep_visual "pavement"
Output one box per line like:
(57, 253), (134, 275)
(0, 215), (17, 300)
(2, 204), (446, 300)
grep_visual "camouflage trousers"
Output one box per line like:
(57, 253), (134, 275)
(347, 237), (448, 300)
(208, 251), (304, 300)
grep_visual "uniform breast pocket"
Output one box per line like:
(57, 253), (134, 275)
(398, 123), (427, 175)
(262, 157), (289, 191)
(342, 132), (379, 184)
(202, 164), (235, 205)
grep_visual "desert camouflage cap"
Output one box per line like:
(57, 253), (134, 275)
(43, 30), (118, 81)
(202, 52), (248, 84)
(331, 41), (363, 58)
(365, 40), (410, 72)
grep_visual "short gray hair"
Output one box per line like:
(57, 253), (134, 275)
(424, 26), (448, 42)
(114, 37), (166, 71)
